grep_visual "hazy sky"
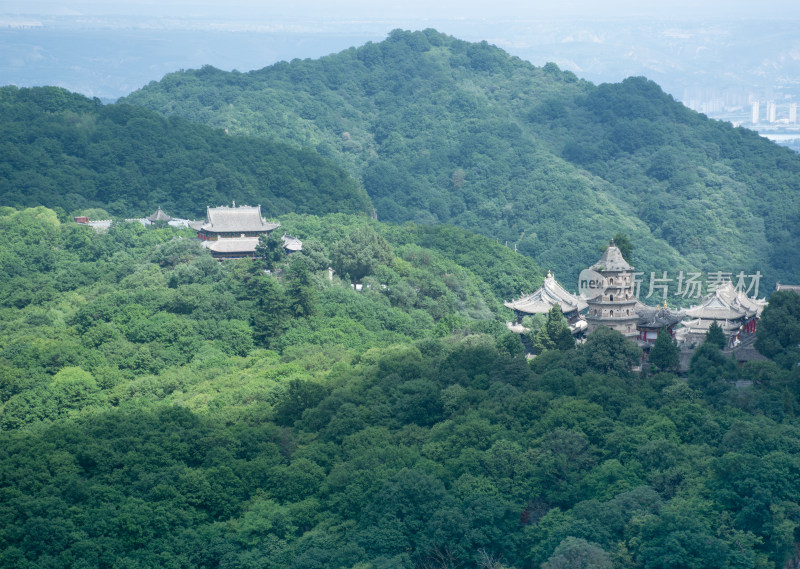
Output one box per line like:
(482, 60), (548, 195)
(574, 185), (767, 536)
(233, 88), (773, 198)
(3, 0), (799, 101)
(6, 0), (800, 20)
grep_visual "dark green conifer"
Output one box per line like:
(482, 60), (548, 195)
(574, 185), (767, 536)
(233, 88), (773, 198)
(705, 321), (727, 349)
(533, 305), (574, 353)
(648, 327), (679, 372)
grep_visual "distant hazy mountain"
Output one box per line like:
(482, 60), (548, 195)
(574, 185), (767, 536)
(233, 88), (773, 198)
(122, 29), (800, 292)
(2, 16), (798, 106)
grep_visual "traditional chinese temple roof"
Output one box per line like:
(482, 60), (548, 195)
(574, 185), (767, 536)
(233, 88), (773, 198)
(202, 234), (302, 255)
(146, 207), (172, 223)
(204, 236), (259, 254)
(282, 235), (303, 252)
(636, 301), (686, 329)
(685, 282), (766, 321)
(590, 238), (634, 273)
(200, 204), (280, 234)
(504, 271), (588, 315)
(674, 318), (743, 346)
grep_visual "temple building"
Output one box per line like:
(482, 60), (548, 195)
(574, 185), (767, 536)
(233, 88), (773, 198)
(195, 204), (280, 241)
(145, 207), (173, 226)
(635, 300), (686, 346)
(505, 270), (588, 334)
(191, 203), (301, 260)
(203, 234), (302, 260)
(676, 282), (767, 349)
(585, 239), (639, 338)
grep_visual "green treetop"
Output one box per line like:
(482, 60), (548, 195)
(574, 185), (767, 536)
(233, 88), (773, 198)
(705, 321), (727, 350)
(533, 305), (575, 354)
(755, 290), (800, 369)
(648, 327), (679, 372)
(255, 231), (287, 271)
(330, 225), (393, 284)
(611, 232), (634, 264)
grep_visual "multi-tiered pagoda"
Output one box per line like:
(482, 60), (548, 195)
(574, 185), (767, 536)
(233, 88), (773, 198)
(585, 239), (639, 338)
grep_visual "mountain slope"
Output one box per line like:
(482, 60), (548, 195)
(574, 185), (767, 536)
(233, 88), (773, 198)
(2, 207), (800, 569)
(0, 86), (372, 219)
(123, 29), (800, 291)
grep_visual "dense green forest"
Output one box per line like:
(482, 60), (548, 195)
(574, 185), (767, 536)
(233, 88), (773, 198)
(0, 86), (371, 219)
(1, 206), (800, 569)
(123, 28), (800, 289)
(3, 27), (800, 569)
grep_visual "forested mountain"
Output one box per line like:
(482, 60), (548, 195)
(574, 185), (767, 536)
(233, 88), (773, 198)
(123, 28), (800, 291)
(2, 207), (800, 568)
(0, 86), (372, 219)
(5, 27), (800, 569)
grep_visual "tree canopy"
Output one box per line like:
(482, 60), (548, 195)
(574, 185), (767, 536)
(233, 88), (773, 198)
(532, 305), (575, 353)
(0, 207), (800, 568)
(0, 86), (372, 219)
(756, 290), (800, 368)
(648, 328), (679, 372)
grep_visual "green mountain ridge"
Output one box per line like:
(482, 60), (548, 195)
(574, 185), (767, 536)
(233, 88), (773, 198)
(0, 86), (372, 219)
(122, 28), (800, 292)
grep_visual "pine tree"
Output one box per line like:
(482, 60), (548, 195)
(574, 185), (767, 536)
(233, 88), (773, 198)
(533, 305), (574, 353)
(286, 257), (317, 318)
(249, 274), (290, 346)
(648, 327), (679, 372)
(255, 231), (286, 271)
(705, 321), (727, 349)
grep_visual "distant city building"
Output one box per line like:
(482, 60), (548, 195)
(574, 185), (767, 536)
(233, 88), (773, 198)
(790, 103), (797, 124)
(751, 101), (760, 124)
(767, 100), (777, 123)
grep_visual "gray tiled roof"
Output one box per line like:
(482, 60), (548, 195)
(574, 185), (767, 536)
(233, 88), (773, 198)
(147, 207), (172, 222)
(591, 239), (634, 272)
(504, 271), (588, 314)
(685, 282), (766, 321)
(204, 236), (259, 254)
(282, 235), (303, 252)
(636, 304), (686, 328)
(200, 205), (280, 233)
(202, 234), (303, 254)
